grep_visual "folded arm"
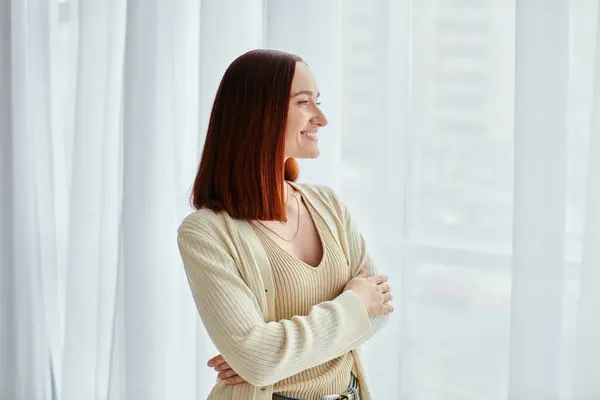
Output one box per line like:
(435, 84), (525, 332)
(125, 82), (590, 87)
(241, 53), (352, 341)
(324, 186), (390, 345)
(178, 230), (373, 387)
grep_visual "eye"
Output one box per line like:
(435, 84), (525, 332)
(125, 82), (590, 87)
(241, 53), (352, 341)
(297, 99), (322, 106)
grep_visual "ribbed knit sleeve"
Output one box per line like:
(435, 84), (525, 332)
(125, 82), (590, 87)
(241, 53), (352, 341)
(177, 229), (373, 387)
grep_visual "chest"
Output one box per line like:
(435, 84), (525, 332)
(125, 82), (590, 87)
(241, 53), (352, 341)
(257, 195), (328, 268)
(253, 205), (352, 319)
(269, 245), (352, 319)
(276, 207), (323, 267)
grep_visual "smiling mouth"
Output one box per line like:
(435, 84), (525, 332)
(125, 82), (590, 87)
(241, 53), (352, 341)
(301, 131), (319, 140)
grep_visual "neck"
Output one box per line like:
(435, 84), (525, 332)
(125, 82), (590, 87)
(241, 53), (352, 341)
(284, 182), (297, 213)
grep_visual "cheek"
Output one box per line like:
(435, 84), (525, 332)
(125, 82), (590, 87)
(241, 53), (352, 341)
(284, 110), (304, 138)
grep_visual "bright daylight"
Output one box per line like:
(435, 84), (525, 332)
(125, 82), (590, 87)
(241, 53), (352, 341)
(1, 1), (599, 400)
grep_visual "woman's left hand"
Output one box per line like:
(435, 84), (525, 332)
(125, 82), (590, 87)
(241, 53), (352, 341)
(207, 354), (247, 385)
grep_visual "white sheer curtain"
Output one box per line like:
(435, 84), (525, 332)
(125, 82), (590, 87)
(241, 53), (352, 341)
(1, 0), (599, 399)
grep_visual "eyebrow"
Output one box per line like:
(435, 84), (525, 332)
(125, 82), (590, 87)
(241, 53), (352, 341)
(291, 90), (320, 98)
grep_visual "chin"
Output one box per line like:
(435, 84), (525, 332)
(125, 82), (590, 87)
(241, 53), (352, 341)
(298, 149), (320, 159)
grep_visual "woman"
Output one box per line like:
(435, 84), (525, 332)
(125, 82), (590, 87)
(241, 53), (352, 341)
(177, 49), (394, 400)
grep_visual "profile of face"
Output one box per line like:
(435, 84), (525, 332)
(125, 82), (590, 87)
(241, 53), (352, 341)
(283, 62), (328, 160)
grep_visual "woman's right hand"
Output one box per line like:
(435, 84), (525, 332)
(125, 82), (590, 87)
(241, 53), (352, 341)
(344, 269), (394, 317)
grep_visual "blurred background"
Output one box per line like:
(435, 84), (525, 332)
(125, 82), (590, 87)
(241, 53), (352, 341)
(1, 0), (599, 399)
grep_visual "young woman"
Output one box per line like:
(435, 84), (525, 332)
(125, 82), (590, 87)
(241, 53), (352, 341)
(177, 49), (394, 400)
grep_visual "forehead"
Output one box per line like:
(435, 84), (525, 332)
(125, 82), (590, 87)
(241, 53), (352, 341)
(291, 62), (318, 92)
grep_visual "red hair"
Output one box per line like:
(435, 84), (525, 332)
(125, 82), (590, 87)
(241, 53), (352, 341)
(191, 49), (302, 221)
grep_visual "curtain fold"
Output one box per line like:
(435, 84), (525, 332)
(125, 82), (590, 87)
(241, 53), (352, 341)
(574, 2), (600, 396)
(0, 0), (14, 398)
(509, 2), (568, 398)
(60, 0), (126, 399)
(4, 1), (55, 399)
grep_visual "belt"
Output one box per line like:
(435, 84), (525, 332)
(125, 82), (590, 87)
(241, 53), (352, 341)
(273, 373), (359, 400)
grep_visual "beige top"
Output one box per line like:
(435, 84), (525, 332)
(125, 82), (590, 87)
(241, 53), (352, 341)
(251, 193), (356, 399)
(177, 183), (388, 400)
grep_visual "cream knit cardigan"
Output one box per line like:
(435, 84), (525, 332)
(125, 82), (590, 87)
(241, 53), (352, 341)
(177, 183), (389, 399)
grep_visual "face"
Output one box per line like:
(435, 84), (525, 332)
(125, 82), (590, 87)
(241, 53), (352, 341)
(283, 62), (328, 160)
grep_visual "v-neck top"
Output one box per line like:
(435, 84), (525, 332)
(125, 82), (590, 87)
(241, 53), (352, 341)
(251, 195), (356, 399)
(178, 183), (389, 400)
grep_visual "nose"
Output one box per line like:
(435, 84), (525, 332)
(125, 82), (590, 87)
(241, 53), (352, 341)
(310, 107), (328, 128)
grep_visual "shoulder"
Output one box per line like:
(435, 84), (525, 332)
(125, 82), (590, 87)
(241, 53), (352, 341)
(293, 182), (341, 206)
(295, 182), (346, 209)
(292, 182), (348, 220)
(177, 209), (242, 275)
(177, 207), (231, 241)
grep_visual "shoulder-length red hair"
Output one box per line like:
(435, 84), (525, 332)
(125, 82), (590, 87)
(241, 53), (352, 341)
(191, 49), (302, 221)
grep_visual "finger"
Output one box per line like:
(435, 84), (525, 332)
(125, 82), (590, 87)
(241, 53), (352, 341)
(370, 274), (388, 284)
(217, 369), (239, 381)
(214, 362), (231, 372)
(208, 354), (225, 367)
(379, 283), (391, 293)
(212, 358), (228, 370)
(383, 292), (393, 302)
(382, 303), (394, 313)
(224, 375), (247, 385)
